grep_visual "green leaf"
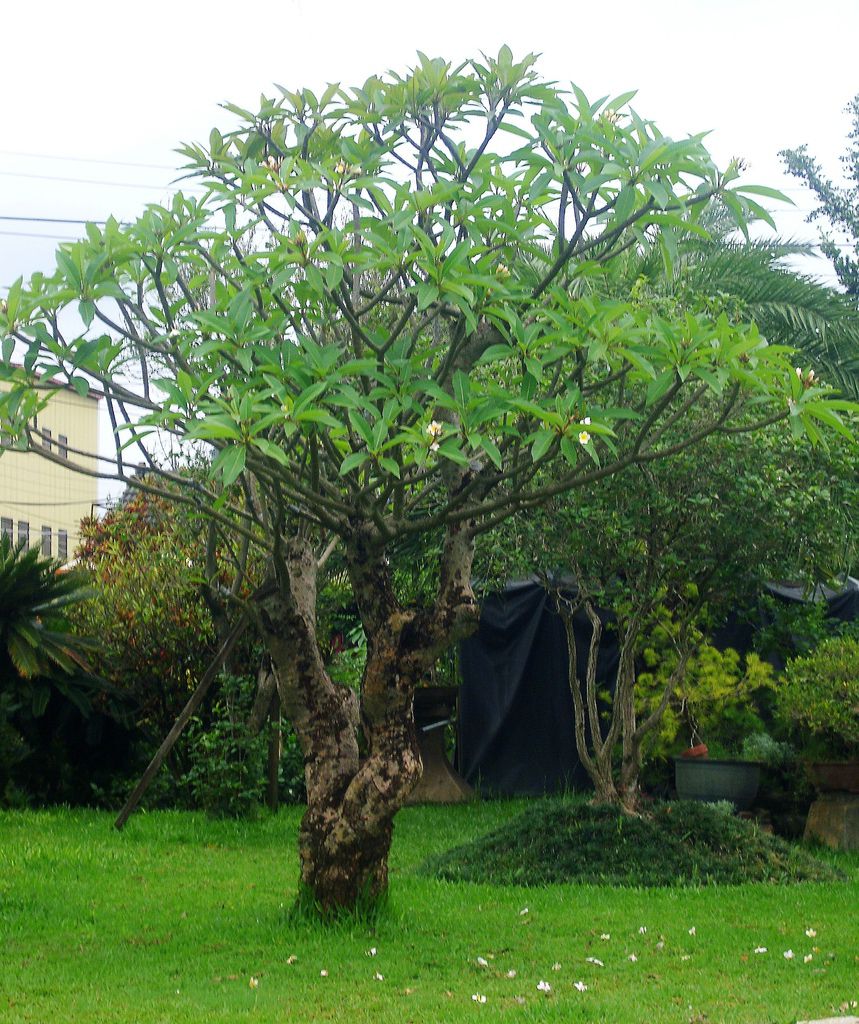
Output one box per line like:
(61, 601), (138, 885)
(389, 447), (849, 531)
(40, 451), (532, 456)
(530, 428), (554, 462)
(339, 450), (367, 475)
(479, 435), (502, 469)
(453, 370), (470, 409)
(417, 282), (440, 310)
(213, 445), (246, 487)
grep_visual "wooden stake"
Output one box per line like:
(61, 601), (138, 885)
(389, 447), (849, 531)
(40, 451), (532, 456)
(114, 615), (249, 830)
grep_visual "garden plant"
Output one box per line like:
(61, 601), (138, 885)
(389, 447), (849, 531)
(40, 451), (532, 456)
(1, 49), (856, 914)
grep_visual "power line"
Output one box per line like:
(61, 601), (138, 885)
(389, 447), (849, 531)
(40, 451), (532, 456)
(0, 170), (202, 191)
(0, 230), (78, 240)
(0, 149), (178, 171)
(0, 215), (113, 225)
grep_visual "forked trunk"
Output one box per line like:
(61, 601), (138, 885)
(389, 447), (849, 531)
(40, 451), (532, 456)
(259, 522), (477, 917)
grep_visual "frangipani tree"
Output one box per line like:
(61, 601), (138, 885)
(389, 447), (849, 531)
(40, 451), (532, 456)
(1, 50), (853, 913)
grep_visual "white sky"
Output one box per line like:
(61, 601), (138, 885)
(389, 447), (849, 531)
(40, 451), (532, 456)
(1, 0), (856, 289)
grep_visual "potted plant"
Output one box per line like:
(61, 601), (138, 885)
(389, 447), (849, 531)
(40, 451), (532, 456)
(776, 635), (859, 793)
(673, 742), (764, 811)
(665, 646), (774, 810)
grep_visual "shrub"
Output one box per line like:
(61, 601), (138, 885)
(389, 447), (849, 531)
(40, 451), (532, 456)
(776, 635), (859, 759)
(181, 673), (306, 817)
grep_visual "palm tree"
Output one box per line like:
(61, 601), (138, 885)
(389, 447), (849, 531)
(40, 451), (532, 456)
(668, 236), (859, 398)
(0, 535), (94, 708)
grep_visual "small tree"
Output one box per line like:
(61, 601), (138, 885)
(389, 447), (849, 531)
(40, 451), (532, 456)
(482, 426), (857, 811)
(782, 95), (859, 298)
(1, 51), (854, 912)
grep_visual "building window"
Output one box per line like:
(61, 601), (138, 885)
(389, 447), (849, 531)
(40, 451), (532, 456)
(58, 529), (68, 561)
(41, 526), (52, 557)
(1, 517), (12, 541)
(42, 428), (52, 453)
(17, 521), (29, 548)
(59, 434), (69, 459)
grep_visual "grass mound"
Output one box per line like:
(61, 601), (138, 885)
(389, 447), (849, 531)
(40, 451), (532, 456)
(423, 799), (843, 887)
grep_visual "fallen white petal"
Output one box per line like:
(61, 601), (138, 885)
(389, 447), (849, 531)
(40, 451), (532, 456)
(574, 981), (588, 992)
(585, 957), (604, 967)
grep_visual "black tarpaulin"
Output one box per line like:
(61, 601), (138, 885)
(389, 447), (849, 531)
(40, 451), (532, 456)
(457, 580), (619, 796)
(765, 577), (859, 622)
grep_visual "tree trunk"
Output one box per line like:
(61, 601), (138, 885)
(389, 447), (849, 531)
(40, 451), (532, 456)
(256, 519), (478, 917)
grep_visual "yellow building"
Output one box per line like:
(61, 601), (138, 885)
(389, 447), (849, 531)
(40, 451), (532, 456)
(0, 380), (100, 562)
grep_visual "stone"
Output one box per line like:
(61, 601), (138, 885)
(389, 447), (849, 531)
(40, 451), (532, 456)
(803, 793), (859, 851)
(797, 1018), (859, 1024)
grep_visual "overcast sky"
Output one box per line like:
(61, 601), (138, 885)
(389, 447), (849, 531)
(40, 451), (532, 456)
(1, 0), (857, 291)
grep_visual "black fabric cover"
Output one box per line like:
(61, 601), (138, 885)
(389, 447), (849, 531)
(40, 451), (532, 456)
(457, 580), (619, 796)
(458, 576), (859, 798)
(765, 577), (859, 623)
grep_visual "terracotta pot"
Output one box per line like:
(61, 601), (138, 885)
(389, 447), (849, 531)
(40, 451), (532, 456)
(806, 760), (859, 794)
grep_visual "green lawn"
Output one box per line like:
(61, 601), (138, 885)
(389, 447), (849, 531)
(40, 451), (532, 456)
(1, 801), (857, 1023)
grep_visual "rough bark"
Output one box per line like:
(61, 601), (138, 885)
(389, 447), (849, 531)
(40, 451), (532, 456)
(256, 522), (479, 916)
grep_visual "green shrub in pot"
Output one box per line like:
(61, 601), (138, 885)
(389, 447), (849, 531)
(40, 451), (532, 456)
(776, 635), (859, 762)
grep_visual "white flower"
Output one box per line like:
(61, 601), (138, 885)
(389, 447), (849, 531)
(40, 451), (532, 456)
(585, 957), (604, 967)
(519, 907), (529, 916)
(505, 969), (517, 979)
(655, 941), (665, 951)
(600, 933), (610, 941)
(805, 928), (817, 938)
(638, 926), (647, 935)
(476, 957), (488, 967)
(680, 955), (691, 962)
(471, 993), (486, 1004)
(783, 950), (794, 960)
(537, 980), (552, 993)
(429, 440), (440, 452)
(803, 954), (813, 964)
(628, 954), (638, 962)
(581, 416), (591, 425)
(320, 969), (329, 976)
(552, 962), (562, 971)
(754, 947), (767, 954)
(688, 927), (696, 936)
(574, 981), (588, 992)
(795, 366), (803, 378)
(426, 420), (444, 440)
(286, 954), (298, 965)
(373, 971), (384, 981)
(366, 947), (377, 957)
(249, 977), (259, 989)
(578, 430), (591, 445)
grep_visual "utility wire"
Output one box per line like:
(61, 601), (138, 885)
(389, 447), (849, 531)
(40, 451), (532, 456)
(0, 149), (178, 170)
(0, 230), (78, 240)
(0, 215), (113, 225)
(0, 170), (202, 191)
